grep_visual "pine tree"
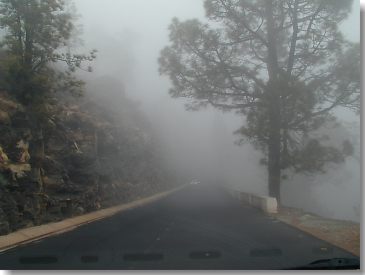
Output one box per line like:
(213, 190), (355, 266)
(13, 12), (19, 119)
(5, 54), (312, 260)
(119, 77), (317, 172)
(159, 0), (360, 202)
(0, 0), (96, 103)
(0, 0), (96, 191)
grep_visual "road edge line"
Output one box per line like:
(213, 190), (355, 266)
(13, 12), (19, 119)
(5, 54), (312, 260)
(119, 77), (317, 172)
(0, 184), (188, 253)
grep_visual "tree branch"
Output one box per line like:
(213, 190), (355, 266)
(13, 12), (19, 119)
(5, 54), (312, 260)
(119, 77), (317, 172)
(218, 0), (269, 47)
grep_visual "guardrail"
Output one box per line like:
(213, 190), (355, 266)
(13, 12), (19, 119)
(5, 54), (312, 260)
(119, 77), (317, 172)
(228, 188), (278, 214)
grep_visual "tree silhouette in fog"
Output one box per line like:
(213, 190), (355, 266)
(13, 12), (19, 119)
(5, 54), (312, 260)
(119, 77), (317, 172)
(159, 0), (360, 202)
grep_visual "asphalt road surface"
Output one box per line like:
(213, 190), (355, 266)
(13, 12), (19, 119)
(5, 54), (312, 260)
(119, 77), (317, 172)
(0, 183), (359, 270)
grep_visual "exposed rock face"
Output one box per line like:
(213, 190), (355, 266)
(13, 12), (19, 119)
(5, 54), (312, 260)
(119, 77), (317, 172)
(0, 87), (174, 235)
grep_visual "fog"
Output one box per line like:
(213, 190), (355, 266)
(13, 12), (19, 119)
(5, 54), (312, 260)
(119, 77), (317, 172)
(73, 0), (360, 222)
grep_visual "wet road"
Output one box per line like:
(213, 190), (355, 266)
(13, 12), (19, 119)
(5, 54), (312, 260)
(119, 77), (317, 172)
(0, 183), (359, 270)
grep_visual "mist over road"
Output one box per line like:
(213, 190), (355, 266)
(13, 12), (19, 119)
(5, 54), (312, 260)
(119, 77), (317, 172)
(0, 183), (358, 270)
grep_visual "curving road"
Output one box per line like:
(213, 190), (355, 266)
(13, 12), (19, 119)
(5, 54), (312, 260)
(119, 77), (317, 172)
(0, 183), (359, 270)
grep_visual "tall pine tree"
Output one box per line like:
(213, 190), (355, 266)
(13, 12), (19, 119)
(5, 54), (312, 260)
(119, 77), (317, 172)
(159, 0), (360, 202)
(0, 0), (96, 191)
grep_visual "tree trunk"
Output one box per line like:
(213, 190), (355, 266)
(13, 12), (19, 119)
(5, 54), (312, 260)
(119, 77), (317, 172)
(265, 0), (282, 204)
(24, 1), (33, 70)
(265, 77), (282, 203)
(268, 126), (281, 203)
(29, 111), (45, 193)
(31, 130), (45, 192)
(267, 83), (282, 203)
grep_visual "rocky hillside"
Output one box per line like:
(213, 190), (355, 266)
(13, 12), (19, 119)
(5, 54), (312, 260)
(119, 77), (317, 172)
(0, 82), (175, 235)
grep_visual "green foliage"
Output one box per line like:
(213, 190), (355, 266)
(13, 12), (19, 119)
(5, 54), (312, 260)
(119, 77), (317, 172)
(0, 0), (96, 105)
(291, 139), (345, 173)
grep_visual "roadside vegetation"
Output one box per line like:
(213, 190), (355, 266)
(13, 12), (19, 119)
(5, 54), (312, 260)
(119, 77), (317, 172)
(0, 0), (175, 235)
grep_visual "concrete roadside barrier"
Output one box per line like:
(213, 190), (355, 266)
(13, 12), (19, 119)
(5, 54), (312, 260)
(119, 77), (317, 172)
(228, 188), (278, 214)
(259, 196), (278, 214)
(250, 194), (263, 209)
(0, 183), (189, 253)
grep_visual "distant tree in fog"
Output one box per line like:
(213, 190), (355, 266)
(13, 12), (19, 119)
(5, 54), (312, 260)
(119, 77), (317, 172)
(159, 0), (360, 202)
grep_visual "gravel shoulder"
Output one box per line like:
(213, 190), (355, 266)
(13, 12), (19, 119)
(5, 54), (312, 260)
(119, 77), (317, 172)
(270, 207), (360, 257)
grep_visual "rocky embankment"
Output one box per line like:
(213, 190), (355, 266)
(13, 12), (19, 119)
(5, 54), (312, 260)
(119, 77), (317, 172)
(0, 87), (174, 235)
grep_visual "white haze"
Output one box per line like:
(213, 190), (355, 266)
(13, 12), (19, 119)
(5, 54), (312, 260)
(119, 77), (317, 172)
(73, 0), (360, 222)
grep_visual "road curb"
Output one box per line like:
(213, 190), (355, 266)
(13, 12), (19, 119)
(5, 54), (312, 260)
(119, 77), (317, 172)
(0, 184), (188, 253)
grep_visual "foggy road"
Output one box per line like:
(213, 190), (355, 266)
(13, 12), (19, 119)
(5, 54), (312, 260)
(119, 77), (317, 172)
(0, 183), (358, 270)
